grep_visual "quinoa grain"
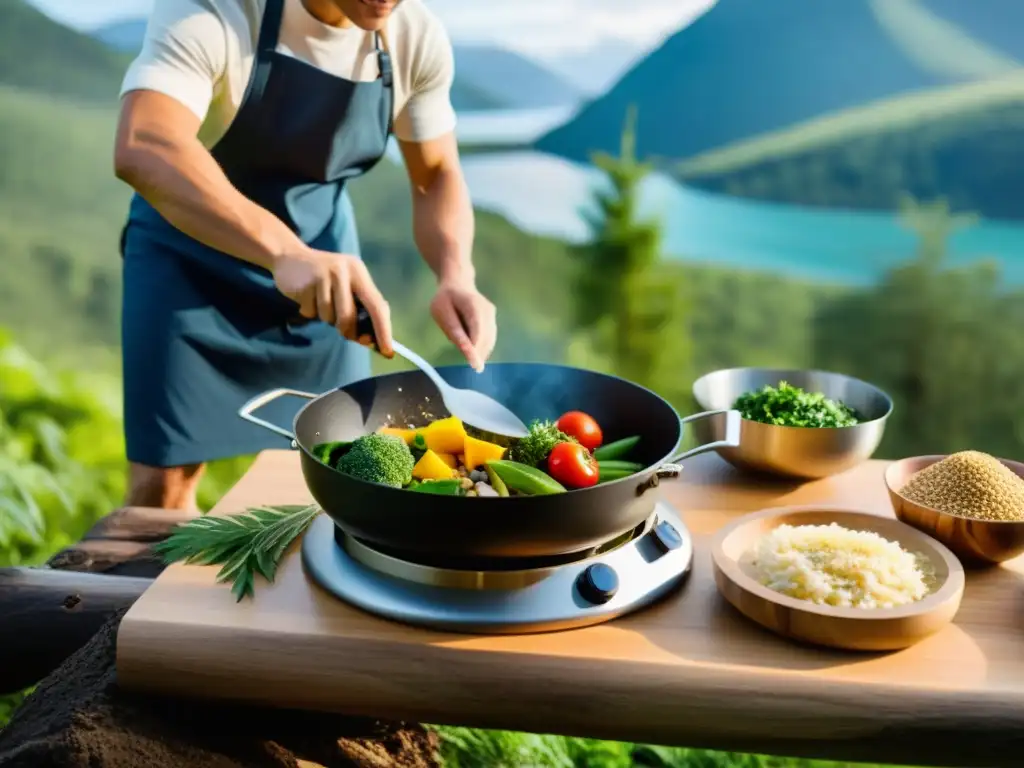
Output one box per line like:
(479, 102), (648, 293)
(900, 451), (1024, 521)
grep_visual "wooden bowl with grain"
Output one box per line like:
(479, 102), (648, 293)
(711, 506), (965, 652)
(885, 454), (1024, 566)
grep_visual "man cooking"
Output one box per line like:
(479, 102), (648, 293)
(113, 0), (496, 510)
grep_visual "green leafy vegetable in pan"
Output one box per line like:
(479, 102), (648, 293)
(508, 419), (577, 467)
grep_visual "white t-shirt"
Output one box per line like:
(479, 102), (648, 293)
(120, 0), (457, 148)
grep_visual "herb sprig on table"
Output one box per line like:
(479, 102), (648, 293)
(733, 381), (861, 428)
(153, 504), (320, 601)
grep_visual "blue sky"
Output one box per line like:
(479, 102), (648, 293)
(29, 0), (715, 59)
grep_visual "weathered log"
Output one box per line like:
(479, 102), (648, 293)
(0, 506), (188, 694)
(46, 506), (197, 579)
(0, 568), (152, 695)
(0, 503), (441, 767)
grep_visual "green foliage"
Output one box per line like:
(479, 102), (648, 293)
(0, 329), (124, 566)
(571, 108), (694, 409)
(0, 86), (130, 360)
(0, 690), (31, 728)
(814, 197), (1024, 460)
(434, 728), (920, 768)
(575, 106), (660, 328)
(683, 264), (832, 374)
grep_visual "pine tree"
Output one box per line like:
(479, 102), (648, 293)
(572, 107), (693, 407)
(574, 106), (659, 333)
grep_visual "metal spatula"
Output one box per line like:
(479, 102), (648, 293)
(355, 303), (529, 438)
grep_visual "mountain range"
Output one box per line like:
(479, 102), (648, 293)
(920, 0), (1024, 64)
(536, 0), (1024, 165)
(91, 17), (581, 111)
(536, 37), (644, 95)
(1, 0), (128, 104)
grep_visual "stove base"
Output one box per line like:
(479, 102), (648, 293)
(301, 501), (693, 634)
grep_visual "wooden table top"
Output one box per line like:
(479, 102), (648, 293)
(117, 451), (1024, 767)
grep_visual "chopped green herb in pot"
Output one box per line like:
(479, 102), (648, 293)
(733, 381), (861, 428)
(508, 419), (578, 467)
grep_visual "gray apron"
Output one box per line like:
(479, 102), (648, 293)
(120, 0), (392, 466)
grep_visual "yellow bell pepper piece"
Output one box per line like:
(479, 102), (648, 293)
(378, 426), (418, 445)
(463, 435), (507, 470)
(412, 449), (457, 481)
(422, 416), (467, 455)
(435, 452), (458, 468)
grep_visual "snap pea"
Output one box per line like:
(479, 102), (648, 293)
(593, 436), (640, 461)
(486, 459), (566, 495)
(484, 463), (510, 497)
(410, 432), (429, 461)
(598, 467), (636, 484)
(596, 460), (644, 473)
(408, 478), (465, 496)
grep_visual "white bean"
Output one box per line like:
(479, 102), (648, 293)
(475, 482), (499, 497)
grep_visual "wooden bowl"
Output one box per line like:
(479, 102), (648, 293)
(710, 506), (965, 651)
(885, 455), (1024, 565)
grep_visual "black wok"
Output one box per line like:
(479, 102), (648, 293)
(239, 363), (739, 562)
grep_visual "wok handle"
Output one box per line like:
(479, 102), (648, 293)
(291, 299), (379, 351)
(354, 298), (379, 352)
(667, 408), (742, 466)
(237, 388), (317, 442)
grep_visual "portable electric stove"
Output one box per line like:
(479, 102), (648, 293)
(301, 500), (693, 634)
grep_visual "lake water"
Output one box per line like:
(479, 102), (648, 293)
(455, 107), (578, 147)
(460, 151), (1024, 286)
(389, 110), (1024, 287)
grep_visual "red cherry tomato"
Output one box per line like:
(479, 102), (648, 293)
(547, 441), (599, 489)
(556, 411), (603, 452)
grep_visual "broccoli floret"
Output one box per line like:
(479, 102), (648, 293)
(509, 420), (577, 467)
(336, 433), (415, 488)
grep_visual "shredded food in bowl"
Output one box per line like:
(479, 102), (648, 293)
(753, 523), (931, 609)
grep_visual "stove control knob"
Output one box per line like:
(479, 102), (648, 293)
(651, 521), (683, 554)
(577, 563), (619, 605)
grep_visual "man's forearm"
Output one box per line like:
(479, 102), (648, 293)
(411, 165), (476, 286)
(115, 92), (303, 272)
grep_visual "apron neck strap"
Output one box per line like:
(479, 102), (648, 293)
(257, 0), (286, 55)
(373, 29), (393, 87)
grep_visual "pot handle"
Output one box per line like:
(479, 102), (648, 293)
(237, 388), (317, 442)
(660, 409), (742, 475)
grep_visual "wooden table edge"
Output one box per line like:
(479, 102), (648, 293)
(115, 450), (1024, 767)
